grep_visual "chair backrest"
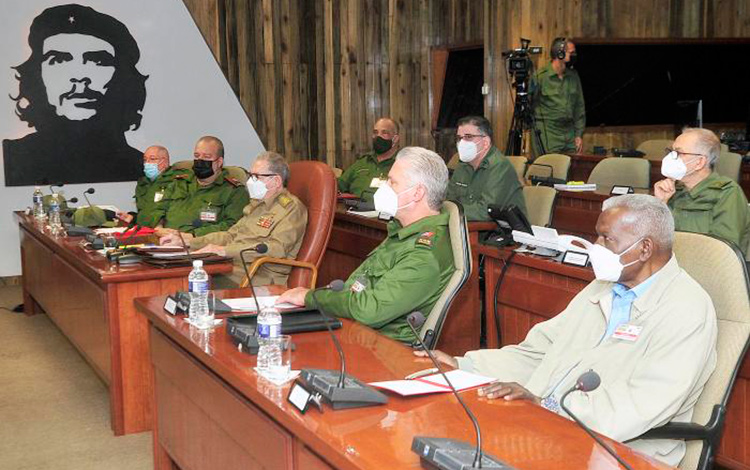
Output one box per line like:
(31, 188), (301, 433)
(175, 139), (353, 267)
(522, 186), (557, 227)
(332, 167), (343, 178)
(420, 200), (472, 349)
(172, 159), (248, 184)
(672, 232), (750, 470)
(525, 153), (571, 181)
(587, 157), (651, 189)
(716, 152), (742, 183)
(636, 139), (674, 161)
(720, 143), (729, 153)
(506, 156), (528, 184)
(285, 161), (338, 288)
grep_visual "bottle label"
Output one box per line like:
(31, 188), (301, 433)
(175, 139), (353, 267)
(189, 280), (209, 293)
(33, 195), (43, 204)
(257, 323), (280, 338)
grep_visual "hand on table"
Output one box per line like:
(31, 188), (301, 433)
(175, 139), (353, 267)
(654, 178), (676, 203)
(116, 211), (133, 224)
(477, 381), (541, 404)
(276, 287), (310, 306)
(159, 231), (192, 246)
(413, 349), (458, 369)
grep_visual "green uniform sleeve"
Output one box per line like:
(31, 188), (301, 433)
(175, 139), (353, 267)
(306, 248), (441, 329)
(337, 163), (358, 193)
(710, 188), (750, 250)
(572, 73), (586, 137)
(191, 187), (249, 237)
(459, 162), (526, 221)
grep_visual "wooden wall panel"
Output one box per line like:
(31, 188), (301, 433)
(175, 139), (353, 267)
(183, 0), (750, 166)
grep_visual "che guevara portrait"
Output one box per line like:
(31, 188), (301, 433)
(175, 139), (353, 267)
(3, 4), (147, 186)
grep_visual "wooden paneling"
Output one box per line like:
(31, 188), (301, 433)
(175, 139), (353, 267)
(183, 1), (750, 165)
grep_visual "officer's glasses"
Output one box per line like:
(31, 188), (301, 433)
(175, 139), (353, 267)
(455, 134), (486, 143)
(249, 172), (277, 180)
(664, 147), (705, 159)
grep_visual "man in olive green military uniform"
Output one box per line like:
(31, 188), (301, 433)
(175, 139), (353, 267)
(447, 115), (526, 222)
(159, 136), (249, 237)
(531, 37), (585, 156)
(117, 145), (190, 227)
(278, 147), (455, 343)
(654, 127), (750, 256)
(160, 152), (307, 288)
(337, 117), (400, 203)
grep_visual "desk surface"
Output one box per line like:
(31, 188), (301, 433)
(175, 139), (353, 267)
(137, 288), (671, 470)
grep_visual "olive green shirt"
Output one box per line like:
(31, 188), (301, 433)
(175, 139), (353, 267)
(532, 63), (586, 153)
(446, 146), (527, 222)
(191, 189), (308, 286)
(133, 166), (191, 227)
(163, 168), (250, 237)
(305, 209), (455, 343)
(338, 151), (395, 202)
(668, 172), (750, 255)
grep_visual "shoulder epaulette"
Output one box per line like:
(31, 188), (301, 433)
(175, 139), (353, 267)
(225, 177), (242, 187)
(415, 231), (435, 249)
(173, 173), (190, 180)
(278, 194), (293, 208)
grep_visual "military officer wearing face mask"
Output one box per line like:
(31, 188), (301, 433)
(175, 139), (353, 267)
(417, 194), (717, 467)
(278, 147), (455, 343)
(446, 115), (526, 221)
(654, 127), (750, 255)
(531, 37), (585, 155)
(116, 145), (190, 227)
(337, 117), (401, 202)
(159, 136), (250, 237)
(160, 152), (307, 288)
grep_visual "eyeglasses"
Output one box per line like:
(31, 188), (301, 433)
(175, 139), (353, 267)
(455, 134), (486, 143)
(664, 147), (705, 159)
(249, 172), (277, 180)
(194, 156), (220, 162)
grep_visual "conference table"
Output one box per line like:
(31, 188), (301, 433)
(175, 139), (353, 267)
(479, 245), (750, 470)
(135, 287), (671, 470)
(318, 206), (495, 355)
(16, 212), (233, 435)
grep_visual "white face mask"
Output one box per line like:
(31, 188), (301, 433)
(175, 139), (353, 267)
(457, 140), (479, 162)
(247, 177), (268, 200)
(373, 183), (415, 217)
(587, 237), (643, 282)
(661, 151), (700, 180)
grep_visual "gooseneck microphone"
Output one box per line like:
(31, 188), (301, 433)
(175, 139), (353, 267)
(83, 187), (96, 207)
(407, 312), (506, 469)
(560, 370), (633, 470)
(239, 243), (269, 312)
(298, 279), (388, 410)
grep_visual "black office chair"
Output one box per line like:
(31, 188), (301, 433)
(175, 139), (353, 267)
(418, 200), (471, 349)
(638, 232), (750, 470)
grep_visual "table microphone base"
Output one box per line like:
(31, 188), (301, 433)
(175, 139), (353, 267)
(412, 437), (513, 470)
(300, 369), (388, 410)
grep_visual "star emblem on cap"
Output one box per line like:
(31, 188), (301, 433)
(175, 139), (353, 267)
(68, 16), (75, 24)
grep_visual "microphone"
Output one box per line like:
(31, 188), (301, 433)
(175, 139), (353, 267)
(67, 197), (79, 205)
(407, 312), (507, 469)
(297, 279), (388, 410)
(83, 187), (95, 207)
(560, 370), (633, 470)
(239, 243), (270, 313)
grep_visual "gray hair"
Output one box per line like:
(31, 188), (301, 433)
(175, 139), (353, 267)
(396, 146), (448, 210)
(681, 127), (720, 168)
(256, 151), (290, 186)
(602, 194), (674, 249)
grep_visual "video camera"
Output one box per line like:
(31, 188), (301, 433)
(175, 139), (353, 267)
(502, 38), (542, 81)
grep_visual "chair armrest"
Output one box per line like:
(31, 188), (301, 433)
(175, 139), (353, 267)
(638, 423), (711, 441)
(240, 256), (318, 289)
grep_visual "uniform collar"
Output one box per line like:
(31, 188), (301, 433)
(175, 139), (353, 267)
(365, 151), (394, 165)
(678, 171), (720, 199)
(197, 168), (227, 188)
(257, 188), (289, 208)
(387, 208), (449, 240)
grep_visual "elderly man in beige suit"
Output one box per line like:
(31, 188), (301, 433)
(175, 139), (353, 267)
(418, 194), (717, 467)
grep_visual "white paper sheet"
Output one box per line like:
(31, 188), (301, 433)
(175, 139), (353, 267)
(369, 370), (495, 396)
(222, 296), (297, 312)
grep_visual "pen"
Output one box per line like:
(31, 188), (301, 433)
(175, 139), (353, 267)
(405, 367), (439, 380)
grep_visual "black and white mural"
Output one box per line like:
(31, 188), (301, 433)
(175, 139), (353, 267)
(0, 0), (265, 275)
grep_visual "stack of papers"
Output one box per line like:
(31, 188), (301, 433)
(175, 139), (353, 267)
(369, 370), (494, 396)
(553, 183), (597, 192)
(221, 296), (298, 312)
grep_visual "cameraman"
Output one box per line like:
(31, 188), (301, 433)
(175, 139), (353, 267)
(531, 37), (585, 156)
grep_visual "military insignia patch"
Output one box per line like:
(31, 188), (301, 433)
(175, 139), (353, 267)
(416, 231), (434, 248)
(279, 194), (292, 208)
(350, 280), (366, 293)
(257, 216), (274, 229)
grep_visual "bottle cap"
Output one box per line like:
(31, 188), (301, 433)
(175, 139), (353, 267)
(192, 260), (203, 268)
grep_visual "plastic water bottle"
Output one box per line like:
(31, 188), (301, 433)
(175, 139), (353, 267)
(188, 260), (211, 327)
(32, 187), (45, 220)
(48, 194), (62, 235)
(256, 307), (282, 375)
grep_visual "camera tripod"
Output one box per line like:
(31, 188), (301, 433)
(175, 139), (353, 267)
(505, 83), (546, 157)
